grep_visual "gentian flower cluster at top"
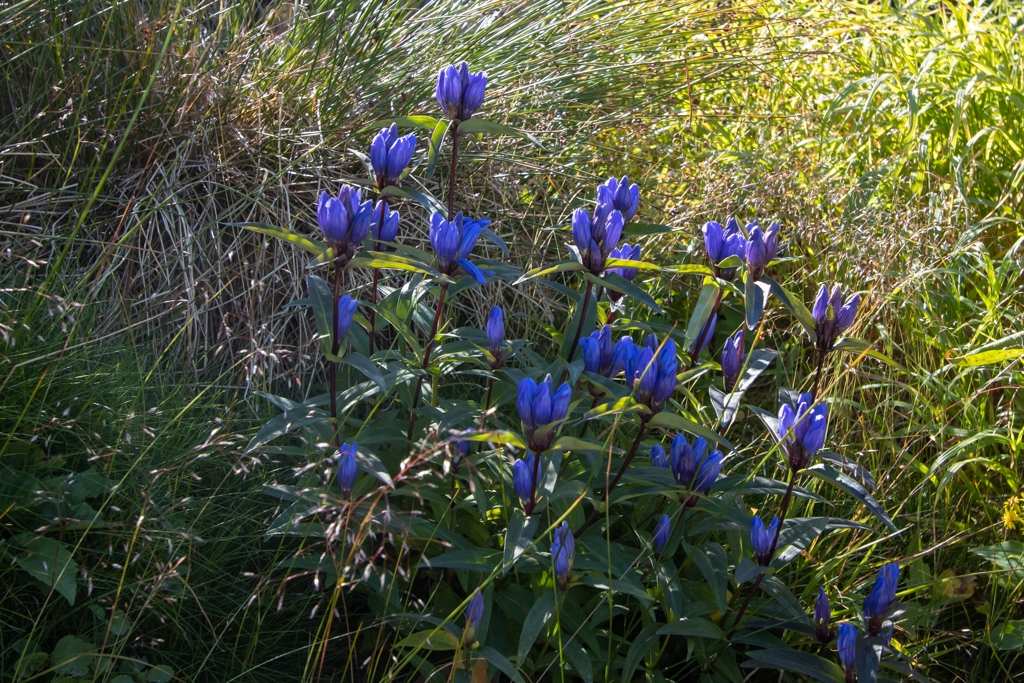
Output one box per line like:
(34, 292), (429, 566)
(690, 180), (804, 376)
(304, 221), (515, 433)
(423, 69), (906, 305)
(336, 443), (358, 500)
(429, 212), (493, 284)
(572, 203), (624, 275)
(317, 186), (373, 260)
(744, 220), (780, 281)
(370, 201), (400, 245)
(517, 374), (572, 452)
(598, 176), (640, 224)
(651, 435), (724, 496)
(578, 325), (636, 395)
(607, 243), (641, 301)
(778, 392), (828, 471)
(551, 521), (575, 591)
(625, 334), (678, 414)
(486, 306), (504, 369)
(812, 283), (860, 351)
(721, 329), (744, 391)
(750, 515), (780, 566)
(863, 562), (900, 635)
(702, 218), (746, 280)
(370, 124), (416, 188)
(436, 62), (487, 121)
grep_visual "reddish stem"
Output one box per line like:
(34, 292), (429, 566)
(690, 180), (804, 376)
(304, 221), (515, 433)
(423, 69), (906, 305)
(575, 422), (649, 535)
(406, 284), (449, 442)
(329, 260), (343, 449)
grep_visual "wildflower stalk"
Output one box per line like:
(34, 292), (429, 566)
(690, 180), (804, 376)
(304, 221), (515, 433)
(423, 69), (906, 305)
(406, 283), (449, 442)
(575, 422), (649, 535)
(366, 200), (388, 355)
(329, 260), (344, 449)
(566, 280), (595, 365)
(810, 347), (828, 401)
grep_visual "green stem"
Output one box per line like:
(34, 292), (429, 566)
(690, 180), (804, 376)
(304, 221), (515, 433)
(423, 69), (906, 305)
(575, 422), (649, 535)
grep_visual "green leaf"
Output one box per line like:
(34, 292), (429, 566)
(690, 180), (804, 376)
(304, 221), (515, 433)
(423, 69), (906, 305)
(338, 353), (387, 395)
(381, 185), (446, 215)
(560, 282), (599, 361)
(480, 645), (528, 683)
(110, 609), (130, 635)
(855, 632), (883, 683)
(591, 272), (664, 314)
(147, 665), (174, 683)
(514, 259), (586, 284)
(52, 635), (94, 676)
(13, 535), (79, 605)
(394, 629), (460, 650)
(663, 263), (714, 276)
(709, 348), (777, 427)
(305, 274), (335, 354)
(518, 592), (556, 665)
(803, 464), (896, 531)
(456, 118), (544, 149)
(577, 576), (653, 607)
(744, 276), (770, 330)
(417, 548), (500, 571)
(604, 257), (662, 272)
(948, 348), (1024, 367)
(762, 275), (817, 343)
(649, 411), (735, 454)
(503, 510), (540, 573)
(692, 543), (729, 613)
(425, 118), (451, 180)
(245, 405), (330, 453)
(734, 557), (763, 585)
(348, 251), (450, 282)
(560, 639), (594, 683)
(992, 620), (1024, 651)
(656, 617), (724, 640)
(621, 624), (661, 683)
(231, 222), (326, 257)
(623, 222), (681, 237)
(773, 517), (829, 566)
(685, 279), (719, 348)
(362, 115), (440, 132)
(833, 337), (909, 373)
(743, 649), (844, 683)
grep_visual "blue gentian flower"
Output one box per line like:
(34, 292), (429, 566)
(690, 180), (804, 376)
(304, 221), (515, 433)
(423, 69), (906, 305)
(337, 443), (358, 499)
(778, 392), (828, 471)
(579, 324), (614, 376)
(750, 515), (780, 566)
(597, 176), (640, 224)
(551, 521), (575, 590)
(517, 375), (572, 451)
(571, 203), (624, 275)
(668, 434), (704, 487)
(435, 62), (487, 120)
(703, 218), (747, 280)
(721, 329), (744, 392)
(625, 334), (677, 412)
(837, 623), (856, 674)
(317, 186), (373, 258)
(513, 454), (537, 507)
(486, 305), (504, 350)
(428, 212), (493, 284)
(815, 587), (835, 644)
(812, 283), (860, 351)
(744, 221), (780, 281)
(653, 514), (671, 556)
(456, 439), (471, 456)
(688, 312), (716, 360)
(693, 449), (723, 494)
(650, 444), (669, 468)
(370, 201), (400, 245)
(335, 295), (359, 343)
(465, 591), (485, 645)
(607, 243), (641, 302)
(863, 562), (900, 635)
(370, 124), (417, 187)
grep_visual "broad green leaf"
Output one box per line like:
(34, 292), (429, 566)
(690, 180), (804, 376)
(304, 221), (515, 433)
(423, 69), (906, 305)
(362, 115), (440, 131)
(231, 222), (326, 257)
(685, 279), (719, 348)
(743, 649), (844, 683)
(834, 337), (909, 373)
(621, 624), (662, 683)
(591, 272), (664, 314)
(147, 665), (174, 683)
(734, 557), (763, 585)
(456, 118), (544, 148)
(52, 635), (94, 676)
(13, 535), (78, 605)
(656, 617), (724, 639)
(744, 275), (770, 330)
(425, 118), (451, 180)
(394, 629), (461, 650)
(381, 185), (446, 215)
(348, 251), (450, 282)
(514, 259), (586, 284)
(992, 620), (1024, 651)
(338, 353), (387, 395)
(503, 510), (540, 573)
(480, 645), (528, 683)
(692, 543), (729, 613)
(623, 222), (681, 237)
(577, 576), (653, 607)
(417, 548), (500, 571)
(245, 405), (331, 453)
(649, 411), (735, 454)
(517, 592), (556, 665)
(560, 282), (599, 361)
(663, 263), (714, 276)
(709, 348), (777, 427)
(762, 275), (817, 343)
(306, 274), (335, 354)
(560, 639), (594, 683)
(803, 464), (896, 531)
(604, 257), (662, 272)
(773, 517), (829, 566)
(855, 632), (883, 683)
(947, 348), (1024, 367)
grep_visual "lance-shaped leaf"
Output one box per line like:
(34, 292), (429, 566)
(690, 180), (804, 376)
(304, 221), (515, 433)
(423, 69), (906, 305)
(424, 118), (451, 180)
(456, 118), (544, 149)
(803, 463), (896, 531)
(361, 115), (440, 132)
(514, 259), (587, 284)
(348, 251), (450, 282)
(762, 275), (817, 343)
(231, 222), (326, 257)
(589, 272), (664, 314)
(381, 185), (446, 215)
(649, 411), (735, 454)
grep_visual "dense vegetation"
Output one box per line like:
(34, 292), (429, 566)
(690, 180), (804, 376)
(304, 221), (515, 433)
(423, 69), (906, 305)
(1, 1), (1022, 682)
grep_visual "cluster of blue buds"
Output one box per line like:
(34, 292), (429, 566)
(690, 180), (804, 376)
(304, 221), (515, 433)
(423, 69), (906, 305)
(551, 521), (575, 591)
(607, 243), (641, 301)
(370, 201), (400, 245)
(336, 295), (359, 343)
(815, 587), (835, 644)
(513, 453), (537, 508)
(660, 434), (723, 495)
(436, 62), (487, 121)
(336, 443), (358, 500)
(745, 221), (780, 281)
(721, 329), (744, 391)
(778, 392), (828, 471)
(750, 515), (780, 566)
(653, 514), (671, 557)
(370, 124), (416, 188)
(317, 186), (373, 260)
(517, 374), (572, 452)
(579, 325), (635, 394)
(863, 562), (900, 636)
(486, 306), (504, 369)
(429, 212), (492, 284)
(812, 283), (860, 351)
(838, 623), (856, 681)
(703, 218), (746, 281)
(688, 312), (716, 361)
(625, 334), (677, 413)
(572, 203), (624, 275)
(598, 176), (640, 225)
(464, 591), (485, 646)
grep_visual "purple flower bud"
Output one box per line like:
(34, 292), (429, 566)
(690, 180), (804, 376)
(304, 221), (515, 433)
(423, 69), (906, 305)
(650, 444), (669, 468)
(815, 587), (835, 644)
(317, 192), (349, 244)
(336, 295), (359, 342)
(722, 329), (744, 391)
(465, 591), (485, 644)
(336, 443), (358, 499)
(838, 623), (856, 673)
(572, 209), (592, 253)
(745, 223), (767, 279)
(689, 312), (717, 359)
(670, 434), (696, 486)
(551, 521), (575, 590)
(371, 201), (400, 244)
(653, 514), (671, 556)
(703, 221), (724, 263)
(863, 563), (900, 635)
(486, 306), (504, 352)
(750, 515), (779, 566)
(609, 336), (635, 379)
(693, 449), (723, 494)
(513, 454), (536, 506)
